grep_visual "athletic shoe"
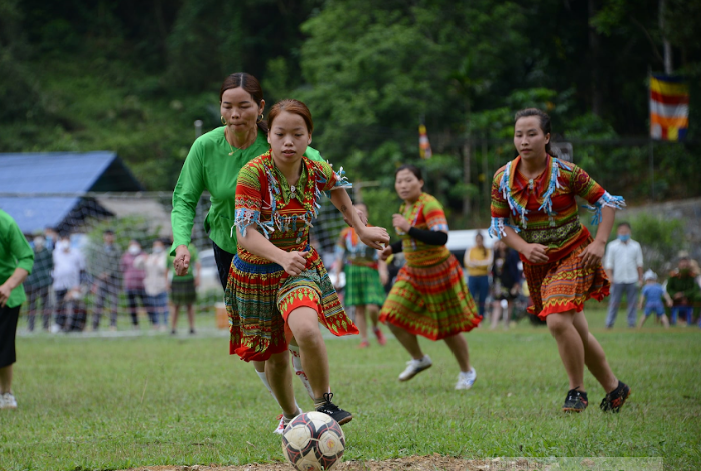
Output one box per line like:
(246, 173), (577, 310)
(315, 393), (352, 425)
(357, 340), (370, 349)
(189, 328), (196, 335)
(398, 355), (432, 381)
(600, 381), (631, 413)
(273, 414), (285, 435)
(455, 368), (477, 390)
(562, 388), (588, 413)
(1, 392), (17, 410)
(373, 327), (387, 346)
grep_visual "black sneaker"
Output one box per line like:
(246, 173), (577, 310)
(562, 388), (588, 413)
(600, 381), (631, 413)
(315, 392), (352, 425)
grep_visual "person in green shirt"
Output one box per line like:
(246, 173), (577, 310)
(0, 209), (35, 410)
(168, 243), (200, 335)
(170, 72), (366, 434)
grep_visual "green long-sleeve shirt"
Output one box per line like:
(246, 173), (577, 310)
(0, 210), (34, 308)
(170, 127), (325, 255)
(666, 269), (701, 305)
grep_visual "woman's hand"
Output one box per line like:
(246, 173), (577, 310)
(280, 251), (309, 276)
(522, 243), (549, 264)
(358, 226), (390, 250)
(392, 214), (410, 233)
(173, 245), (191, 276)
(343, 207), (368, 227)
(578, 239), (606, 269)
(0, 282), (12, 307)
(380, 245), (393, 262)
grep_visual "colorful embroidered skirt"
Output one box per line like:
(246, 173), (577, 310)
(524, 237), (610, 319)
(343, 264), (385, 307)
(226, 250), (358, 362)
(379, 253), (481, 340)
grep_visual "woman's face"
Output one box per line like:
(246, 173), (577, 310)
(514, 116), (549, 162)
(267, 111), (311, 167)
(475, 234), (484, 247)
(395, 169), (423, 202)
(220, 87), (264, 134)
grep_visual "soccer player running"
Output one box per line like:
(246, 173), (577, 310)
(489, 108), (631, 413)
(379, 165), (481, 390)
(227, 99), (389, 427)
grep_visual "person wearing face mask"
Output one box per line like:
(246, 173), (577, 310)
(51, 234), (85, 332)
(24, 236), (53, 332)
(120, 240), (147, 329)
(666, 255), (701, 326)
(603, 222), (643, 329)
(134, 239), (169, 329)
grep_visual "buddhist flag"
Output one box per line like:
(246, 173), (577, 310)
(650, 74), (689, 141)
(419, 123), (432, 159)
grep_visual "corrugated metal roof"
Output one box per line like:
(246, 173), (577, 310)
(0, 152), (141, 234)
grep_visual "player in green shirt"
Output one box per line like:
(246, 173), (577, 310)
(0, 209), (35, 409)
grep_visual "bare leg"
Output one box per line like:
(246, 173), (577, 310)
(264, 350), (297, 415)
(546, 310), (585, 391)
(571, 310), (618, 393)
(388, 323), (424, 359)
(355, 305), (368, 341)
(171, 304), (181, 331)
(660, 314), (670, 328)
(491, 301), (502, 329)
(503, 300), (514, 329)
(287, 307), (329, 398)
(637, 314), (647, 329)
(443, 333), (471, 372)
(186, 303), (195, 330)
(367, 304), (380, 327)
(0, 365), (12, 393)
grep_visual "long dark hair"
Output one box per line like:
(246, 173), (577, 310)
(219, 72), (268, 135)
(514, 108), (552, 155)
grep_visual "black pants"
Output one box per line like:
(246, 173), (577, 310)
(212, 241), (235, 289)
(0, 305), (20, 368)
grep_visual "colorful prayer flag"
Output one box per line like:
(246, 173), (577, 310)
(419, 123), (432, 159)
(650, 74), (689, 141)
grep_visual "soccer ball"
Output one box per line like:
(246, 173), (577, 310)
(281, 411), (345, 471)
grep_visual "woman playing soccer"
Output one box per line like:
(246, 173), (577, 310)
(489, 108), (630, 413)
(334, 203), (388, 348)
(379, 165), (481, 390)
(227, 99), (389, 426)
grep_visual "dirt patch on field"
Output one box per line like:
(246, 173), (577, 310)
(122, 456), (538, 471)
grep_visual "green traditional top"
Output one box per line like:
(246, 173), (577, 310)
(0, 209), (35, 308)
(170, 127), (325, 255)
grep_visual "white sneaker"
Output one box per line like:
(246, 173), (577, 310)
(273, 408), (302, 434)
(1, 392), (17, 409)
(398, 355), (432, 381)
(455, 368), (477, 390)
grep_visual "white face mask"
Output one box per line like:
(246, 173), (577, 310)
(128, 245), (140, 255)
(152, 246), (163, 254)
(58, 240), (70, 251)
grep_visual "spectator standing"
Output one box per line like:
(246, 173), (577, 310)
(25, 236), (53, 332)
(604, 222), (643, 328)
(91, 229), (122, 331)
(464, 232), (493, 318)
(666, 255), (701, 326)
(121, 240), (147, 329)
(0, 210), (34, 409)
(52, 234), (85, 331)
(135, 239), (169, 329)
(491, 239), (521, 329)
(168, 243), (200, 335)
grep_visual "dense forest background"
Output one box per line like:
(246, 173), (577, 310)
(1, 0), (700, 227)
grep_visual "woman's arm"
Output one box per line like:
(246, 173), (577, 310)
(501, 227), (549, 264)
(0, 267), (29, 308)
(237, 227), (308, 276)
(578, 206), (615, 269)
(329, 189), (389, 249)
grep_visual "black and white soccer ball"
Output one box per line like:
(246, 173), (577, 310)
(281, 411), (345, 471)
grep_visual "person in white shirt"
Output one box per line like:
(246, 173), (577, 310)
(604, 222), (643, 328)
(52, 234), (85, 331)
(134, 239), (169, 330)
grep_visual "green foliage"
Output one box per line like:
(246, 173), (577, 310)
(628, 213), (687, 276)
(1, 309), (700, 470)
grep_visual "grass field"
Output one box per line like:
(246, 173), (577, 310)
(1, 306), (699, 471)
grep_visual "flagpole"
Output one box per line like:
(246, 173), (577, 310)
(648, 66), (655, 201)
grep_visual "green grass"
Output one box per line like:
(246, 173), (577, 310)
(1, 307), (700, 471)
